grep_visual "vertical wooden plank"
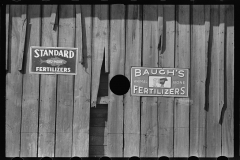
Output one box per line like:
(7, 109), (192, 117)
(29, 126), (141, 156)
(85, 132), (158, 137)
(91, 5), (109, 107)
(219, 7), (225, 154)
(124, 5), (142, 157)
(72, 5), (92, 157)
(189, 5), (206, 157)
(205, 5), (210, 81)
(17, 5), (27, 71)
(6, 5), (9, 70)
(157, 5), (175, 157)
(174, 5), (190, 157)
(20, 5), (40, 157)
(38, 5), (58, 157)
(55, 5), (75, 157)
(6, 5), (25, 157)
(140, 5), (158, 157)
(222, 5), (234, 157)
(106, 4), (125, 157)
(206, 5), (221, 157)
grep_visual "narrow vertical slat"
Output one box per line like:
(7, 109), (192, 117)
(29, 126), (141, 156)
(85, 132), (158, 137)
(205, 5), (210, 80)
(124, 5), (142, 157)
(6, 5), (25, 157)
(20, 5), (40, 157)
(91, 5), (109, 107)
(6, 5), (9, 70)
(190, 5), (206, 157)
(50, 5), (58, 30)
(222, 5), (234, 157)
(219, 6), (225, 156)
(72, 5), (92, 157)
(141, 5), (158, 157)
(174, 5), (190, 157)
(55, 5), (75, 157)
(157, 5), (175, 157)
(17, 5), (27, 71)
(106, 4), (125, 157)
(206, 5), (221, 157)
(75, 5), (82, 64)
(38, 5), (58, 157)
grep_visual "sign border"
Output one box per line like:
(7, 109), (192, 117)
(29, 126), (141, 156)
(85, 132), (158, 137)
(130, 66), (189, 97)
(29, 46), (78, 75)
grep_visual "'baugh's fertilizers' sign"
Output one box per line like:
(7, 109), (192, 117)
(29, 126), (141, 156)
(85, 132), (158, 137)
(131, 67), (189, 97)
(30, 46), (78, 75)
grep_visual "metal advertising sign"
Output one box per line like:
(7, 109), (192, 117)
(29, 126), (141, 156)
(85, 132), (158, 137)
(29, 46), (78, 75)
(131, 67), (189, 97)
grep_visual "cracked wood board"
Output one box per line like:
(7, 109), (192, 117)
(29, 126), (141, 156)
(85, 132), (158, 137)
(72, 5), (92, 157)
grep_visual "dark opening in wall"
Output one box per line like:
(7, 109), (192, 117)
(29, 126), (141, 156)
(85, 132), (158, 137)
(89, 60), (109, 157)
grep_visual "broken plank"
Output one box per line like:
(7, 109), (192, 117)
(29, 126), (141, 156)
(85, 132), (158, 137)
(6, 5), (25, 157)
(20, 5), (40, 157)
(91, 5), (109, 107)
(174, 5), (190, 157)
(97, 96), (109, 104)
(189, 5), (206, 157)
(124, 5), (142, 157)
(38, 5), (58, 157)
(222, 5), (234, 157)
(72, 5), (91, 157)
(141, 5), (158, 157)
(106, 4), (125, 157)
(55, 5), (75, 157)
(157, 5), (175, 157)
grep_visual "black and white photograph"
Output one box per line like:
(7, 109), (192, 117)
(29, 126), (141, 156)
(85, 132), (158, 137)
(4, 2), (235, 159)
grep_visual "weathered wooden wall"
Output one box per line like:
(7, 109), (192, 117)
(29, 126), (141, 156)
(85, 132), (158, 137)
(6, 5), (234, 157)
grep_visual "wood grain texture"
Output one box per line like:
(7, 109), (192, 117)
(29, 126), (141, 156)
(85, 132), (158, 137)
(222, 5), (234, 157)
(6, 5), (25, 157)
(106, 4), (125, 157)
(17, 5), (27, 71)
(91, 5), (109, 107)
(157, 5), (175, 157)
(20, 5), (40, 157)
(206, 5), (221, 157)
(38, 5), (58, 157)
(124, 5), (142, 157)
(174, 5), (190, 157)
(189, 5), (206, 157)
(6, 5), (9, 70)
(55, 5), (75, 157)
(72, 5), (91, 157)
(141, 5), (158, 157)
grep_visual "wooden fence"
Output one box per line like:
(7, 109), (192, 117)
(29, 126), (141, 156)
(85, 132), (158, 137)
(5, 5), (234, 157)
